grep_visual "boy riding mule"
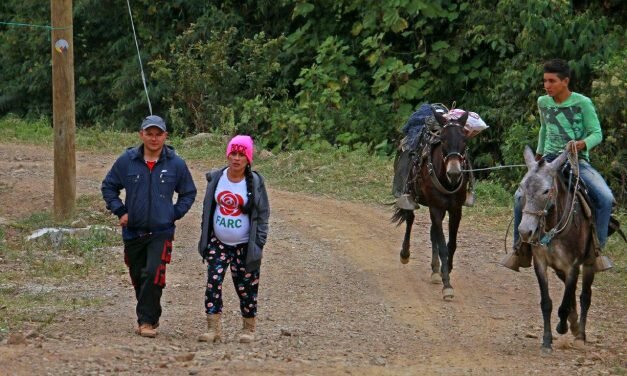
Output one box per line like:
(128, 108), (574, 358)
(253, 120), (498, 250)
(502, 58), (616, 272)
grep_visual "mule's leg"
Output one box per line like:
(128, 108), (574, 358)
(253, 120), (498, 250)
(446, 206), (462, 273)
(577, 264), (595, 345)
(430, 208), (453, 299)
(556, 266), (579, 336)
(400, 210), (415, 264)
(533, 258), (553, 352)
(555, 270), (579, 336)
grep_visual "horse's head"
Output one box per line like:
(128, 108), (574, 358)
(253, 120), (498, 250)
(518, 146), (568, 243)
(433, 109), (468, 185)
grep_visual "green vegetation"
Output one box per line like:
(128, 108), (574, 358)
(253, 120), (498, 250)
(1, 0), (624, 203)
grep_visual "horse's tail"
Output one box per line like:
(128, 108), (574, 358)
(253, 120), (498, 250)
(391, 207), (413, 227)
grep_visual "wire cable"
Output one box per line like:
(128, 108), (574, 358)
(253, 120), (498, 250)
(125, 0), (152, 115)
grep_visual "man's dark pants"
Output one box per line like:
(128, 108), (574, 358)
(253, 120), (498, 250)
(123, 233), (172, 326)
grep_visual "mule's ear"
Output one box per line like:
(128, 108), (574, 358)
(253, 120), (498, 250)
(523, 145), (536, 169)
(547, 150), (568, 174)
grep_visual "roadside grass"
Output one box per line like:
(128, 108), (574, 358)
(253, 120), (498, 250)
(0, 193), (122, 334)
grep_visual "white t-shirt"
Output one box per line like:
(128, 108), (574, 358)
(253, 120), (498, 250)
(213, 169), (250, 245)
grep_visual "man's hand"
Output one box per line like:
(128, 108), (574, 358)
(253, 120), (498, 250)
(534, 153), (543, 161)
(566, 140), (586, 152)
(119, 213), (128, 227)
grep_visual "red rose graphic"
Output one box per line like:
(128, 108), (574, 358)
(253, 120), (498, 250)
(218, 191), (243, 216)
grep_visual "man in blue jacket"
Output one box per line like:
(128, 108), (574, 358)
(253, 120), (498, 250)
(102, 115), (196, 338)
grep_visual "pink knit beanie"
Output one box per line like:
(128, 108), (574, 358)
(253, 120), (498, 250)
(226, 135), (254, 164)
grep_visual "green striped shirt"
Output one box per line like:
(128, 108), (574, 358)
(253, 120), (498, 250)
(536, 92), (602, 161)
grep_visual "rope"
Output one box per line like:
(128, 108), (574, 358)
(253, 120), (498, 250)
(125, 0), (152, 115)
(0, 21), (70, 30)
(461, 164), (526, 173)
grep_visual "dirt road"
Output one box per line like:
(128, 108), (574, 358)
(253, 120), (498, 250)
(0, 144), (624, 375)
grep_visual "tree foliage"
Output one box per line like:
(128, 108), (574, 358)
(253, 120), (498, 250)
(0, 0), (624, 201)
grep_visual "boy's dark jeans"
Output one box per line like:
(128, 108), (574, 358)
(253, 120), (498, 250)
(124, 232), (173, 326)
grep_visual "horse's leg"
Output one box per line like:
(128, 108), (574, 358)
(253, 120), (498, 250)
(533, 257), (553, 352)
(576, 264), (595, 345)
(446, 206), (462, 272)
(400, 210), (415, 264)
(430, 207), (453, 300)
(428, 209), (443, 283)
(556, 266), (579, 336)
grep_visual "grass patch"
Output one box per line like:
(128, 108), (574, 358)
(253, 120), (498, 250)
(0, 115), (52, 144)
(0, 285), (103, 334)
(0, 192), (121, 334)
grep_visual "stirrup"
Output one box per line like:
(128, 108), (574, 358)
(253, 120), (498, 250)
(396, 194), (419, 210)
(593, 255), (613, 273)
(499, 253), (520, 272)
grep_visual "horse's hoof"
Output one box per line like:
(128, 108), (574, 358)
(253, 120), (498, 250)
(430, 273), (442, 284)
(569, 324), (580, 337)
(573, 339), (586, 350)
(400, 257), (410, 264)
(556, 322), (568, 335)
(541, 346), (553, 355)
(442, 288), (454, 301)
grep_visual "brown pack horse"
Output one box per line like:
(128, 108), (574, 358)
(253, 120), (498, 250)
(392, 110), (469, 300)
(518, 146), (597, 353)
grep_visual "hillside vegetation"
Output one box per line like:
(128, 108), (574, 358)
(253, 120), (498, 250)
(0, 0), (624, 202)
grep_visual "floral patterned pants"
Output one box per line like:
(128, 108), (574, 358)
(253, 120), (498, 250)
(204, 236), (259, 318)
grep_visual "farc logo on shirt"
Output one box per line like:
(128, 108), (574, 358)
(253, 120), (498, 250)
(217, 191), (243, 216)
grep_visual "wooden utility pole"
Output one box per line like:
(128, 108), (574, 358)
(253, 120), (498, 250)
(51, 0), (76, 221)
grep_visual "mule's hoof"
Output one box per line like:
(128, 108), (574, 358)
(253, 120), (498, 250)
(442, 288), (454, 301)
(400, 257), (410, 264)
(556, 322), (568, 335)
(569, 324), (580, 337)
(430, 273), (442, 284)
(541, 346), (553, 355)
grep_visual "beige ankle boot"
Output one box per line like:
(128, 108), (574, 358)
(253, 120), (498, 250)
(239, 317), (256, 343)
(198, 313), (222, 343)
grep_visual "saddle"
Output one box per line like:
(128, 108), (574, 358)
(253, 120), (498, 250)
(556, 161), (625, 242)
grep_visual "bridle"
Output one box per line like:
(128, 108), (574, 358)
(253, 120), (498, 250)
(440, 122), (467, 163)
(426, 121), (467, 195)
(521, 147), (581, 246)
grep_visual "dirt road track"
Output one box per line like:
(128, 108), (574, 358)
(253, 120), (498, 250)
(0, 143), (624, 375)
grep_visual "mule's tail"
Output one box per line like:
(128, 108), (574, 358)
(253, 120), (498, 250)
(391, 207), (413, 227)
(609, 215), (627, 243)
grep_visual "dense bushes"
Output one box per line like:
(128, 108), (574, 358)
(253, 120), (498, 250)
(0, 0), (624, 202)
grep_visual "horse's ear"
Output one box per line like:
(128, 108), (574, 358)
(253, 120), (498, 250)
(523, 145), (536, 169)
(432, 108), (447, 126)
(458, 111), (469, 126)
(547, 150), (568, 174)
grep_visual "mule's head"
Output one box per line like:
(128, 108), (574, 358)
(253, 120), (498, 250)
(434, 110), (468, 185)
(518, 146), (568, 243)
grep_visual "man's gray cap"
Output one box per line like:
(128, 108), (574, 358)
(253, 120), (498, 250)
(140, 115), (167, 132)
